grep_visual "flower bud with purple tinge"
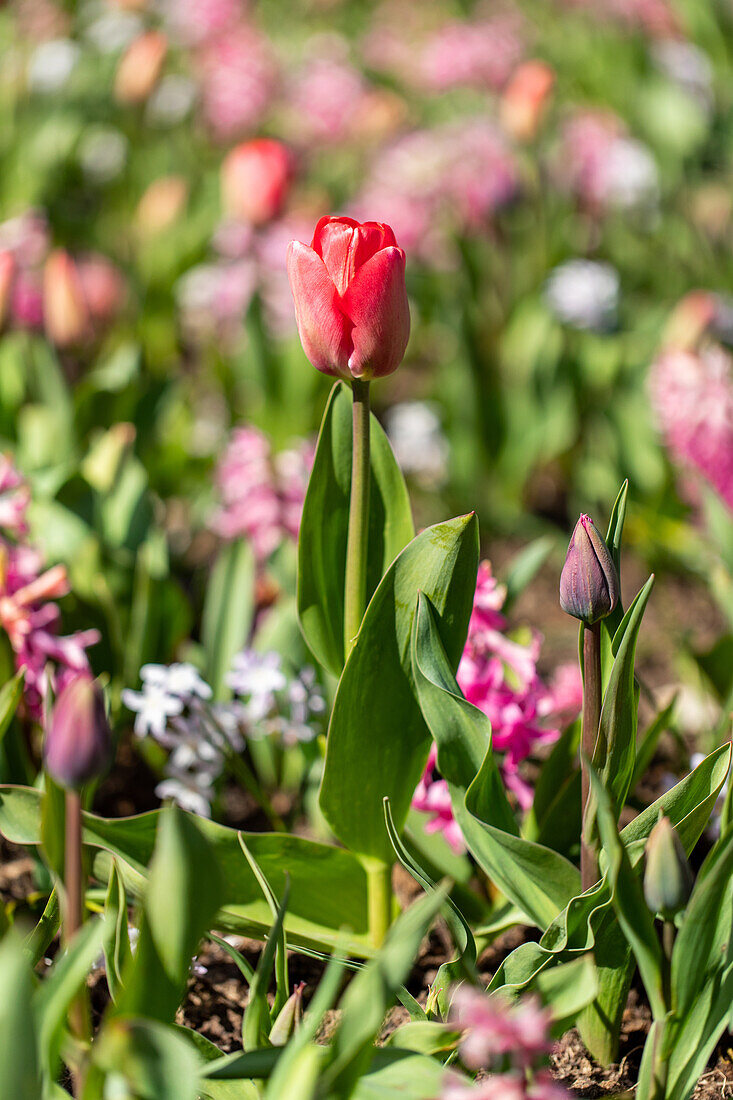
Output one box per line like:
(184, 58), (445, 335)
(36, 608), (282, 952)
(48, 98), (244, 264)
(45, 672), (112, 789)
(644, 815), (693, 920)
(559, 513), (619, 625)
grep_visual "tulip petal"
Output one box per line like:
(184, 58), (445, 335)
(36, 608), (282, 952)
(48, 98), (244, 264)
(314, 218), (397, 296)
(286, 241), (352, 378)
(341, 246), (410, 379)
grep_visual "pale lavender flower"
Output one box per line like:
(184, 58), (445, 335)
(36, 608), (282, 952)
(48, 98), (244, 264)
(384, 401), (449, 488)
(121, 683), (184, 740)
(141, 662), (213, 701)
(227, 649), (286, 720)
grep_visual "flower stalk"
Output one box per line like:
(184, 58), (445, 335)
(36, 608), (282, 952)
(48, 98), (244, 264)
(581, 621), (602, 891)
(64, 788), (91, 1095)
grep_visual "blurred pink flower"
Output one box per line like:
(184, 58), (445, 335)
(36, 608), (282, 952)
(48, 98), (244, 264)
(451, 987), (553, 1069)
(412, 563), (581, 848)
(197, 24), (277, 140)
(556, 111), (658, 213)
(419, 15), (524, 93)
(211, 426), (313, 562)
(10, 272), (44, 329)
(287, 54), (369, 144)
(649, 343), (733, 511)
(443, 1075), (527, 1100)
(161, 0), (244, 45)
(77, 253), (127, 325)
(352, 121), (518, 266)
(0, 459), (98, 718)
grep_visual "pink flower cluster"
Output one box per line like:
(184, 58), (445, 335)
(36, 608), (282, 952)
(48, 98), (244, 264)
(0, 210), (50, 330)
(0, 457), (99, 718)
(211, 426), (313, 563)
(443, 986), (569, 1100)
(413, 563), (582, 851)
(287, 52), (369, 146)
(352, 120), (518, 266)
(196, 24), (277, 141)
(649, 342), (733, 511)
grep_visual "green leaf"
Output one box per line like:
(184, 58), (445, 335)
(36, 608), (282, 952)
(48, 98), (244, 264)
(631, 698), (677, 791)
(592, 575), (655, 815)
(590, 768), (665, 1019)
(603, 479), (628, 641)
(24, 887), (60, 969)
(532, 955), (600, 1033)
(325, 887), (449, 1099)
(523, 720), (581, 858)
(241, 865), (289, 1050)
(0, 788), (371, 956)
(115, 806), (225, 1023)
(489, 744), (731, 1060)
(92, 1018), (201, 1100)
(320, 515), (479, 863)
(102, 860), (132, 1003)
(238, 837), (288, 1018)
(297, 381), (415, 677)
(412, 593), (580, 929)
(0, 672), (24, 748)
(0, 932), (40, 1100)
(352, 1049), (453, 1099)
(36, 919), (107, 1080)
(202, 539), (256, 701)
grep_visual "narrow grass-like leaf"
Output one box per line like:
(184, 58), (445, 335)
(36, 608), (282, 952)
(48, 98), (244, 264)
(202, 539), (256, 701)
(238, 835), (289, 1017)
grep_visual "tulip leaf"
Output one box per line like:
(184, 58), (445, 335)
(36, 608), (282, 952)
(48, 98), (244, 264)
(115, 806), (225, 1024)
(412, 593), (581, 929)
(102, 859), (133, 1003)
(590, 767), (665, 1020)
(202, 538), (256, 701)
(319, 514), (478, 863)
(0, 786), (372, 956)
(298, 381), (414, 677)
(92, 1018), (202, 1100)
(0, 933), (40, 1100)
(489, 743), (730, 1062)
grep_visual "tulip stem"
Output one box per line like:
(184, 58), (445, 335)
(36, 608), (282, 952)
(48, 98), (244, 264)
(64, 789), (91, 1093)
(344, 379), (371, 659)
(581, 621), (602, 892)
(365, 858), (392, 949)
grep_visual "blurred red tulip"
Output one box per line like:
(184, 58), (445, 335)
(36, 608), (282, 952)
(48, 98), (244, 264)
(287, 215), (410, 380)
(500, 60), (555, 142)
(43, 250), (89, 347)
(221, 139), (293, 226)
(114, 30), (167, 104)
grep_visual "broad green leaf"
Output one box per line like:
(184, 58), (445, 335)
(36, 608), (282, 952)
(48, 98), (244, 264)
(102, 860), (132, 1002)
(320, 515), (478, 863)
(591, 769), (665, 1020)
(352, 1049), (453, 1099)
(593, 575), (655, 815)
(412, 594), (580, 929)
(385, 1021), (459, 1055)
(532, 955), (599, 1033)
(325, 887), (449, 1099)
(0, 932), (40, 1100)
(0, 672), (24, 749)
(92, 1018), (201, 1100)
(489, 744), (731, 1060)
(115, 807), (224, 1023)
(0, 787), (371, 955)
(202, 539), (256, 701)
(36, 919), (106, 1081)
(297, 381), (415, 677)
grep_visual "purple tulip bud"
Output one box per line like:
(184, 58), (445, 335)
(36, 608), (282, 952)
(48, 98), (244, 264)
(559, 514), (619, 625)
(44, 673), (112, 789)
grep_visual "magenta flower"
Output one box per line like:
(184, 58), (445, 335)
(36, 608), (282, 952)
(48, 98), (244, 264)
(0, 462), (99, 718)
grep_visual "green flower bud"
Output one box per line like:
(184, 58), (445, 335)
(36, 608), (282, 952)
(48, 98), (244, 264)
(643, 816), (693, 920)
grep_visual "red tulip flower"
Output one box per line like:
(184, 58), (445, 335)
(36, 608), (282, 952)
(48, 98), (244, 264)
(221, 138), (293, 226)
(287, 215), (410, 380)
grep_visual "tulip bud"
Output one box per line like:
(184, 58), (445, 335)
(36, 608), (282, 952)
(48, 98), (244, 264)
(114, 31), (167, 104)
(287, 215), (410, 380)
(45, 673), (113, 789)
(643, 816), (693, 919)
(500, 60), (555, 142)
(43, 250), (89, 347)
(268, 982), (305, 1046)
(0, 251), (16, 330)
(559, 514), (619, 625)
(221, 139), (292, 226)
